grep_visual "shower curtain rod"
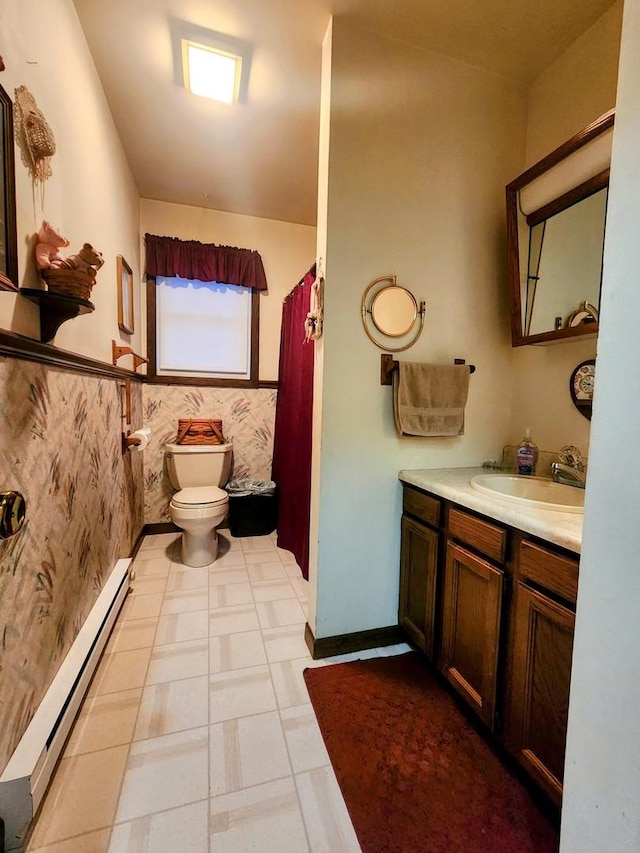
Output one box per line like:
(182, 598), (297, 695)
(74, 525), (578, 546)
(284, 262), (317, 301)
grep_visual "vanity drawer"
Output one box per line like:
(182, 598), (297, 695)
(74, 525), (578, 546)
(448, 507), (506, 563)
(519, 540), (579, 604)
(403, 487), (441, 529)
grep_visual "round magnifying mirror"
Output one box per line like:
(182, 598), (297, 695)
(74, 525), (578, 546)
(371, 286), (418, 337)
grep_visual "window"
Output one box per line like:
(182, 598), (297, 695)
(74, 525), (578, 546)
(147, 276), (259, 387)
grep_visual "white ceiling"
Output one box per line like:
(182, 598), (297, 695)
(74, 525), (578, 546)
(73, 0), (616, 227)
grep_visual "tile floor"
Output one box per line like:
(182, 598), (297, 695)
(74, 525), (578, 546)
(26, 530), (410, 853)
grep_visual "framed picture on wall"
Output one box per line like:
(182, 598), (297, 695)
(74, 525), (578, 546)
(117, 255), (134, 334)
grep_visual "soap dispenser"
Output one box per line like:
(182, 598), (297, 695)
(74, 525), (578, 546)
(516, 429), (538, 476)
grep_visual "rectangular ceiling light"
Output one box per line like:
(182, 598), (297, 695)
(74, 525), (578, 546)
(182, 39), (242, 104)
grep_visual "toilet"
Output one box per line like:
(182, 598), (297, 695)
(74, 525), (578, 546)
(165, 442), (233, 567)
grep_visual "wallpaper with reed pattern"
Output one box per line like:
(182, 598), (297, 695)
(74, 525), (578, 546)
(142, 386), (277, 522)
(0, 357), (144, 773)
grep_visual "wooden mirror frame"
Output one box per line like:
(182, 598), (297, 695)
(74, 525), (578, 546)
(506, 109), (614, 347)
(0, 82), (18, 291)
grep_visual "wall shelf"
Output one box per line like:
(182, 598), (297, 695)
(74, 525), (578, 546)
(20, 288), (95, 344)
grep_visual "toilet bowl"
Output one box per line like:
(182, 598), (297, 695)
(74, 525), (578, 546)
(170, 486), (229, 567)
(165, 442), (233, 568)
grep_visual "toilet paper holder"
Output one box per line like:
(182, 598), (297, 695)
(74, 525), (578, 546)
(122, 427), (151, 453)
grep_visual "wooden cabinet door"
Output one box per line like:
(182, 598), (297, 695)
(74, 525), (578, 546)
(399, 515), (439, 659)
(508, 582), (575, 806)
(440, 542), (504, 729)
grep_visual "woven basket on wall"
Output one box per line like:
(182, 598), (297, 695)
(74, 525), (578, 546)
(42, 268), (94, 301)
(176, 419), (226, 445)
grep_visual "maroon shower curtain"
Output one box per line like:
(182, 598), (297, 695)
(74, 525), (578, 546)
(272, 268), (315, 579)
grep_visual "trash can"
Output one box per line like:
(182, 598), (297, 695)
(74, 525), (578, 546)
(226, 479), (278, 537)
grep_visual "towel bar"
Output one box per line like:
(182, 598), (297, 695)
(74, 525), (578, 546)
(380, 353), (476, 386)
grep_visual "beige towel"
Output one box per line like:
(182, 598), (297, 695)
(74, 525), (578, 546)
(393, 362), (470, 437)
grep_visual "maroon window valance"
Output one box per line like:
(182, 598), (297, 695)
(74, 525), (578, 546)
(145, 233), (268, 291)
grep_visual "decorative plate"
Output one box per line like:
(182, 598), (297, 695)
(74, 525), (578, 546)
(570, 359), (595, 420)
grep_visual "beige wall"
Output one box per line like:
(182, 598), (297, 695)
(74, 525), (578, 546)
(508, 2), (622, 458)
(0, 0), (141, 362)
(525, 2), (623, 165)
(140, 199), (317, 382)
(310, 20), (526, 638)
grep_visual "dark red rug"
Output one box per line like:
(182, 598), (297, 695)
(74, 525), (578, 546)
(304, 652), (559, 853)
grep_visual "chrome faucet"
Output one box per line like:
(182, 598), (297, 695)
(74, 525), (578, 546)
(551, 445), (586, 489)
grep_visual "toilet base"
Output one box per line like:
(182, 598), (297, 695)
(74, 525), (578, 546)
(180, 528), (219, 568)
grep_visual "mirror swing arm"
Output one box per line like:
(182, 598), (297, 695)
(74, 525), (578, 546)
(361, 274), (426, 352)
(506, 108), (614, 346)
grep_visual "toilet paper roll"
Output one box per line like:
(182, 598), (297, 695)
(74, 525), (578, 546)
(127, 427), (151, 452)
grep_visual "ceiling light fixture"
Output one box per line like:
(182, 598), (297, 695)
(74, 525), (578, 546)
(175, 23), (252, 105)
(182, 40), (241, 104)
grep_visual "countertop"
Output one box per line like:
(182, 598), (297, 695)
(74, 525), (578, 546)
(398, 467), (582, 555)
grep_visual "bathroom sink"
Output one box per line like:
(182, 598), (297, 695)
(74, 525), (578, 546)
(470, 474), (584, 513)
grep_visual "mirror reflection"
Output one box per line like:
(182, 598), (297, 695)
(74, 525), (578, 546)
(371, 286), (417, 337)
(524, 187), (607, 336)
(506, 109), (614, 346)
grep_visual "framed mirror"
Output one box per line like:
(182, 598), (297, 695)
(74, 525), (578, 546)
(371, 285), (417, 337)
(361, 274), (425, 352)
(506, 109), (614, 346)
(0, 83), (18, 291)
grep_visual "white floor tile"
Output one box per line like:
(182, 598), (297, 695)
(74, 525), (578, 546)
(154, 609), (209, 646)
(210, 710), (291, 795)
(320, 647), (381, 665)
(120, 592), (164, 621)
(28, 829), (111, 853)
(208, 566), (250, 586)
(109, 800), (208, 853)
(256, 597), (307, 629)
(105, 617), (158, 654)
(263, 625), (311, 662)
(209, 581), (254, 609)
(131, 555), (171, 577)
(247, 561), (288, 581)
(145, 638), (209, 684)
(296, 766), (361, 852)
(88, 648), (152, 697)
(65, 688), (142, 756)
(281, 704), (331, 774)
(270, 657), (321, 709)
(135, 675), (209, 739)
(251, 579), (297, 602)
(210, 629), (267, 673)
(210, 778), (309, 853)
(376, 642), (413, 657)
(210, 604), (260, 636)
(165, 568), (209, 591)
(161, 588), (209, 614)
(210, 664), (278, 722)
(241, 535), (279, 553)
(116, 727), (209, 822)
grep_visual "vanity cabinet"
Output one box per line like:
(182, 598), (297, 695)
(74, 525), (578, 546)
(440, 542), (504, 729)
(399, 483), (579, 806)
(505, 540), (577, 806)
(399, 488), (440, 659)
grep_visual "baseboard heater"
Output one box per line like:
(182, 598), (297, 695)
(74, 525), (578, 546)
(0, 558), (131, 852)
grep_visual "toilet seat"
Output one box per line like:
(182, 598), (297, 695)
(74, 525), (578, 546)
(171, 486), (228, 508)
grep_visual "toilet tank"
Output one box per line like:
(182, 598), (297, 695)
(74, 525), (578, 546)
(165, 442), (232, 489)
